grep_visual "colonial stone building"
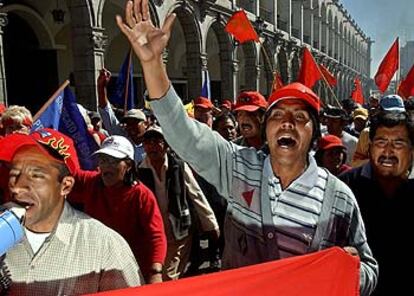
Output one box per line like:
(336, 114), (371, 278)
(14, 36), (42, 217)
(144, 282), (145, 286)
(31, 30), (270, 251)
(0, 0), (371, 113)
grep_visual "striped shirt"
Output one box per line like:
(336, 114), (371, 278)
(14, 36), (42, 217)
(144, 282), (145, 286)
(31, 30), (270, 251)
(4, 202), (142, 295)
(151, 86), (378, 296)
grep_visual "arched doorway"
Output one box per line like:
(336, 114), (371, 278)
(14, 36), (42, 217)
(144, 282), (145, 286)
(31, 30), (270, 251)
(4, 13), (58, 114)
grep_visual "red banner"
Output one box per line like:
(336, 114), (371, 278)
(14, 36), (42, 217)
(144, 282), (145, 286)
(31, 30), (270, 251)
(319, 64), (337, 86)
(86, 247), (360, 296)
(225, 10), (259, 44)
(297, 47), (322, 88)
(398, 63), (414, 99)
(351, 77), (365, 105)
(374, 38), (399, 93)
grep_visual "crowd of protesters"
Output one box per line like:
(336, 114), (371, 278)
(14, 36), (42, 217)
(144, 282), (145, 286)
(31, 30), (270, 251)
(0, 1), (412, 296)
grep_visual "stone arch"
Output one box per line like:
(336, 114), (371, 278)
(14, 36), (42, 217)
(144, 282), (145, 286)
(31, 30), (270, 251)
(2, 4), (55, 49)
(290, 49), (300, 83)
(237, 42), (257, 91)
(169, 3), (202, 101)
(320, 3), (327, 53)
(209, 18), (234, 101)
(2, 3), (59, 111)
(260, 41), (275, 96)
(278, 47), (289, 84)
(327, 7), (333, 57)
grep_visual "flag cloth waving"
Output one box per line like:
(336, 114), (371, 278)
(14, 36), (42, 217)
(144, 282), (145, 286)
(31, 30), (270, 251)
(225, 10), (259, 43)
(398, 63), (414, 99)
(110, 50), (135, 112)
(319, 64), (337, 87)
(32, 82), (99, 170)
(85, 247), (359, 296)
(297, 47), (322, 88)
(351, 77), (365, 105)
(374, 38), (399, 93)
(201, 70), (211, 99)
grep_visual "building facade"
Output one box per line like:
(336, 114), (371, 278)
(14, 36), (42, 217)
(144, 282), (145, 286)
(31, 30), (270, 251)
(401, 40), (414, 78)
(0, 0), (371, 112)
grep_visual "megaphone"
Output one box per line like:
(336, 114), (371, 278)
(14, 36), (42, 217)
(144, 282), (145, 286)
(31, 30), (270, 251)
(0, 202), (26, 256)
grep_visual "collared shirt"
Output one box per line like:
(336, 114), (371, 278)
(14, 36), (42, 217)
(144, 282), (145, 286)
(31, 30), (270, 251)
(4, 202), (142, 295)
(264, 156), (323, 258)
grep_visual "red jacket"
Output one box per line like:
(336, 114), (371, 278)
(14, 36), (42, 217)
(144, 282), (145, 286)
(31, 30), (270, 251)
(69, 170), (167, 279)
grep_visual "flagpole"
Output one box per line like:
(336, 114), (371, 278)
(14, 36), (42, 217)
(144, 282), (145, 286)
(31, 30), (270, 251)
(396, 37), (400, 93)
(33, 80), (70, 122)
(123, 49), (133, 115)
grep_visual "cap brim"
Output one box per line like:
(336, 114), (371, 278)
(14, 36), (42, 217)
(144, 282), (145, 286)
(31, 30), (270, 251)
(93, 147), (128, 159)
(234, 105), (261, 112)
(194, 104), (212, 110)
(323, 143), (346, 150)
(267, 96), (318, 114)
(354, 115), (368, 120)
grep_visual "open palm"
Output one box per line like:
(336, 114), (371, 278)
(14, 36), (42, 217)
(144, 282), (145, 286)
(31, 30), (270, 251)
(116, 0), (175, 63)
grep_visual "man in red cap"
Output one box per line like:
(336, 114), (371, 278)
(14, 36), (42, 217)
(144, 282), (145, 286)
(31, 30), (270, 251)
(314, 134), (351, 176)
(0, 129), (142, 295)
(233, 91), (268, 149)
(116, 2), (378, 295)
(193, 96), (215, 128)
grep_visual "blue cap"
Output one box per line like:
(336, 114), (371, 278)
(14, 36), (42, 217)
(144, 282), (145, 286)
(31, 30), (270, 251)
(380, 95), (406, 113)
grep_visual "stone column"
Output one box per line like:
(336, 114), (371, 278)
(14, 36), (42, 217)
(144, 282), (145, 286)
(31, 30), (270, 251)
(0, 6), (7, 105)
(70, 25), (106, 110)
(231, 58), (239, 100)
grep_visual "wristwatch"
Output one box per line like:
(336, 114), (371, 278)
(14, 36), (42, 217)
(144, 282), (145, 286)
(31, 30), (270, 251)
(149, 266), (163, 275)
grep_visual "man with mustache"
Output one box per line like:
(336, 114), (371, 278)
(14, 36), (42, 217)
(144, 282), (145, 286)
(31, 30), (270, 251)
(339, 109), (414, 295)
(116, 1), (378, 295)
(233, 91), (268, 149)
(0, 129), (141, 295)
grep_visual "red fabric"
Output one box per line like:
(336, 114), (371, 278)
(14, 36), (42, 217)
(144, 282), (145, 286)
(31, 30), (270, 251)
(0, 128), (80, 175)
(68, 170), (167, 279)
(374, 38), (399, 93)
(297, 47), (322, 88)
(268, 82), (321, 113)
(398, 63), (414, 98)
(271, 71), (284, 93)
(319, 64), (337, 86)
(86, 247), (360, 296)
(234, 91), (268, 112)
(194, 96), (214, 109)
(351, 78), (365, 105)
(225, 10), (259, 43)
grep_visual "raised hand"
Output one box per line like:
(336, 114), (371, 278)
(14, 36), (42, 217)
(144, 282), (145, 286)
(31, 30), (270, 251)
(116, 0), (176, 64)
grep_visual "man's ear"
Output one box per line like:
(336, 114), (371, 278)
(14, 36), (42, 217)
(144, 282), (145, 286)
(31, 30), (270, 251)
(61, 176), (75, 197)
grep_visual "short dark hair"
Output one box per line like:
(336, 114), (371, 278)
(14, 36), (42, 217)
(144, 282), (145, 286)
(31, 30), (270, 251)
(53, 162), (71, 182)
(212, 112), (237, 131)
(369, 111), (414, 145)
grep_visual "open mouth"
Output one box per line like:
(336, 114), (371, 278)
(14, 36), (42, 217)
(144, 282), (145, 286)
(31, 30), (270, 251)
(15, 200), (34, 211)
(240, 123), (253, 131)
(277, 136), (297, 148)
(379, 158), (397, 167)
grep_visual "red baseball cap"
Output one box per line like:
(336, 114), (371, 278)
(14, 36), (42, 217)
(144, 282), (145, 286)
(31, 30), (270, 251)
(234, 91), (268, 112)
(221, 99), (233, 110)
(194, 96), (214, 110)
(0, 103), (6, 115)
(267, 82), (320, 113)
(0, 128), (80, 175)
(318, 135), (346, 151)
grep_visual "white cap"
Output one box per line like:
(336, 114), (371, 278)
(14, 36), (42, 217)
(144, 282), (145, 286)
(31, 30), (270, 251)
(93, 135), (135, 160)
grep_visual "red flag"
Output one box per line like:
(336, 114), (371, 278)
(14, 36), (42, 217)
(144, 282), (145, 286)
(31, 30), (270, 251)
(318, 64), (337, 87)
(297, 47), (322, 88)
(374, 38), (399, 93)
(87, 247), (359, 296)
(398, 63), (414, 98)
(271, 71), (284, 93)
(351, 77), (365, 105)
(225, 10), (259, 43)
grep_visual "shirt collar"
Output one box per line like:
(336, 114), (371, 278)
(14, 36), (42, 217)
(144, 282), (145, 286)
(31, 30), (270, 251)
(264, 153), (319, 190)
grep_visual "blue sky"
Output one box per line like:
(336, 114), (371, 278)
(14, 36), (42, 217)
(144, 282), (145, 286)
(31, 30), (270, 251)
(341, 0), (414, 77)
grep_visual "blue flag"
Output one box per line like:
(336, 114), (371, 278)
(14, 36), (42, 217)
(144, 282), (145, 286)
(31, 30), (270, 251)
(110, 50), (135, 110)
(201, 70), (211, 99)
(32, 86), (99, 170)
